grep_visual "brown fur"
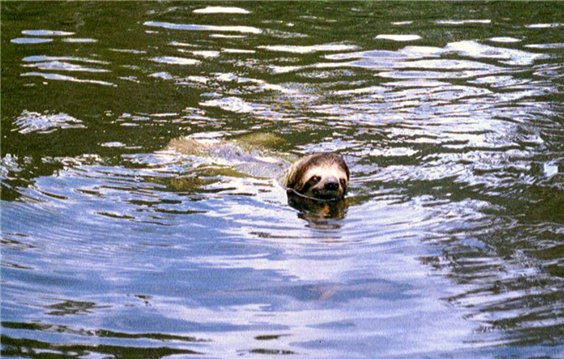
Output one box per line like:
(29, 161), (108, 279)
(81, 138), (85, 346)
(282, 152), (349, 200)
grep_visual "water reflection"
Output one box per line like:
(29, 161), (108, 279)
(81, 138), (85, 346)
(2, 1), (563, 357)
(287, 192), (349, 229)
(193, 6), (251, 15)
(144, 20), (262, 34)
(14, 110), (86, 134)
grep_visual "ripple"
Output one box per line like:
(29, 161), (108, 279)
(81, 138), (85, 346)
(223, 48), (256, 54)
(1, 332), (203, 357)
(377, 70), (494, 80)
(23, 60), (109, 73)
(61, 37), (98, 43)
(209, 34), (247, 39)
(144, 21), (262, 34)
(13, 111), (86, 134)
(375, 34), (422, 42)
(21, 29), (74, 36)
(149, 71), (173, 80)
(398, 59), (502, 71)
(193, 6), (250, 14)
(110, 48), (147, 54)
(22, 55), (109, 65)
(191, 50), (221, 58)
(259, 43), (359, 54)
(1, 154), (30, 180)
(445, 40), (546, 66)
(391, 21), (413, 26)
(21, 72), (116, 87)
(435, 19), (491, 25)
(100, 142), (126, 148)
(525, 43), (564, 50)
(324, 40), (548, 75)
(11, 37), (53, 44)
(488, 37), (522, 43)
(542, 162), (559, 178)
(200, 97), (256, 113)
(525, 23), (561, 29)
(150, 56), (201, 65)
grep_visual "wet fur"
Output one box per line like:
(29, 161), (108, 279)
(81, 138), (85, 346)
(282, 152), (349, 201)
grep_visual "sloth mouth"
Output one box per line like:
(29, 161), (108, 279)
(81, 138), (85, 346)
(287, 188), (344, 202)
(312, 189), (342, 200)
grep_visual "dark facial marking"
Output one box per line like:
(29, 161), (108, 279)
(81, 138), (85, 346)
(287, 152), (350, 193)
(299, 175), (321, 194)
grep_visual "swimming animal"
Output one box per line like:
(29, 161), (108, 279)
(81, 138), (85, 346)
(166, 134), (350, 203)
(282, 152), (349, 201)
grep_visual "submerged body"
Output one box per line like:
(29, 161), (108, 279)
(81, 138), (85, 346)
(166, 134), (289, 180)
(167, 135), (349, 202)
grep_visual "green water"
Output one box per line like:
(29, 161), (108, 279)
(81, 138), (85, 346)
(2, 2), (563, 357)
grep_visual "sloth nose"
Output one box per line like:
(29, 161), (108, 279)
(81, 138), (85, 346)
(324, 177), (339, 191)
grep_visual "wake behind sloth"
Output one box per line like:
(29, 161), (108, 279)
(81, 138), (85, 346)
(166, 134), (350, 207)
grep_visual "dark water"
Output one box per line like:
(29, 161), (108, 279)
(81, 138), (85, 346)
(2, 2), (563, 358)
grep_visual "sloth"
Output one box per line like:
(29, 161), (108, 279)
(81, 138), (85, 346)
(165, 135), (350, 204)
(282, 152), (349, 201)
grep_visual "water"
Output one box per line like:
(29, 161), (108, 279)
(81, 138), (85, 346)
(1, 2), (563, 357)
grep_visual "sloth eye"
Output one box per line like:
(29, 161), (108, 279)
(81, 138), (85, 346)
(340, 178), (347, 187)
(310, 175), (321, 183)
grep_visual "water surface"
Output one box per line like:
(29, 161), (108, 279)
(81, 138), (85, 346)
(2, 2), (563, 358)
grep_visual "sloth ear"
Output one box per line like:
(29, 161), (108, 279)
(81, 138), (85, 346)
(337, 156), (350, 180)
(284, 160), (305, 189)
(285, 172), (296, 189)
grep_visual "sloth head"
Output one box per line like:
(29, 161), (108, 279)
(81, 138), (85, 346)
(285, 152), (349, 201)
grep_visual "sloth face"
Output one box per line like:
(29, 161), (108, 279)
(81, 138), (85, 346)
(298, 164), (348, 200)
(286, 153), (349, 201)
